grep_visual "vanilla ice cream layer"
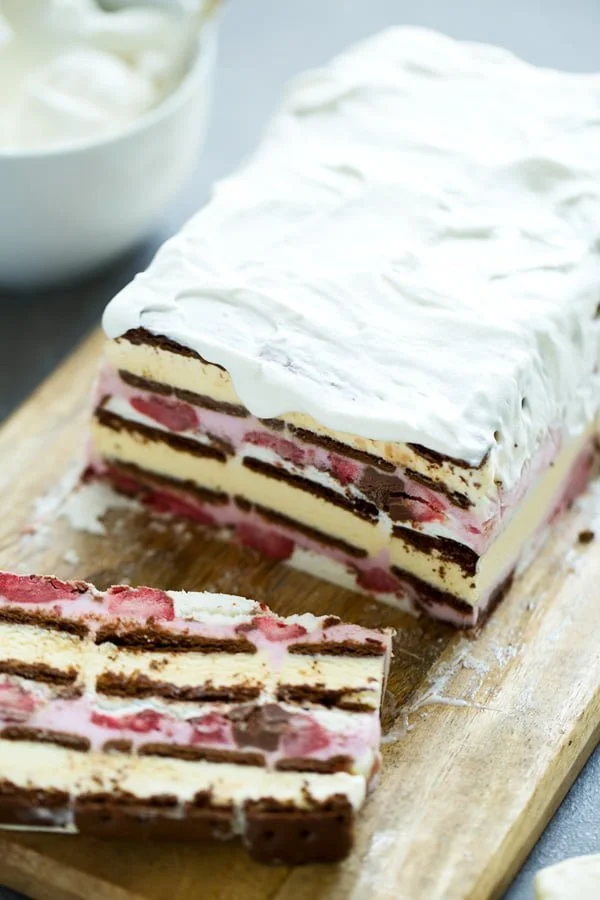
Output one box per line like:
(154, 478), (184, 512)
(0, 621), (383, 708)
(0, 740), (367, 811)
(91, 417), (595, 607)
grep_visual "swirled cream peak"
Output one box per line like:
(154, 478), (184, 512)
(103, 27), (600, 487)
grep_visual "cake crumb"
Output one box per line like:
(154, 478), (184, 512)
(578, 529), (595, 545)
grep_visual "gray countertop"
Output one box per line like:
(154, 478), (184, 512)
(1, 1), (598, 897)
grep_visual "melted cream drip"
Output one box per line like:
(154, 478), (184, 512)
(103, 27), (600, 487)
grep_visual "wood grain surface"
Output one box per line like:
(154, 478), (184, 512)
(0, 330), (598, 900)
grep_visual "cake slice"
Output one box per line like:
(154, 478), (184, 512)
(0, 572), (391, 863)
(92, 27), (600, 626)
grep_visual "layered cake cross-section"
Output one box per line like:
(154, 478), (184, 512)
(92, 28), (600, 626)
(0, 573), (391, 863)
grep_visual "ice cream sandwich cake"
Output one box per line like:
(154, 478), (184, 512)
(91, 28), (600, 626)
(0, 573), (391, 863)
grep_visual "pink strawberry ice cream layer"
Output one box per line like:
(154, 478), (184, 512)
(0, 573), (389, 657)
(0, 679), (380, 777)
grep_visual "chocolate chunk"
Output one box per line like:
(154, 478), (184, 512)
(229, 703), (291, 752)
(358, 467), (413, 521)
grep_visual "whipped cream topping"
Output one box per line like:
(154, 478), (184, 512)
(0, 0), (210, 151)
(103, 27), (600, 487)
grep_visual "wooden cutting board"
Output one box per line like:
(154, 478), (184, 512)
(0, 330), (598, 900)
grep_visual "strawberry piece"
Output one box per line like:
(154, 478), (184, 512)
(91, 709), (163, 733)
(407, 487), (446, 524)
(414, 503), (445, 524)
(252, 616), (307, 642)
(282, 714), (330, 757)
(146, 490), (215, 525)
(103, 467), (142, 496)
(356, 567), (400, 595)
(105, 586), (175, 621)
(0, 680), (36, 723)
(103, 466), (216, 525)
(131, 395), (198, 433)
(190, 712), (230, 746)
(0, 573), (85, 604)
(329, 454), (360, 486)
(243, 431), (305, 466)
(236, 523), (294, 561)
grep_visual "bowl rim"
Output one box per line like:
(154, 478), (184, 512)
(0, 16), (218, 161)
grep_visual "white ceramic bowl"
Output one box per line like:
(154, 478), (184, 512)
(0, 22), (217, 290)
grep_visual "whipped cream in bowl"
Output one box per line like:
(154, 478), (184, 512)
(0, 0), (219, 287)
